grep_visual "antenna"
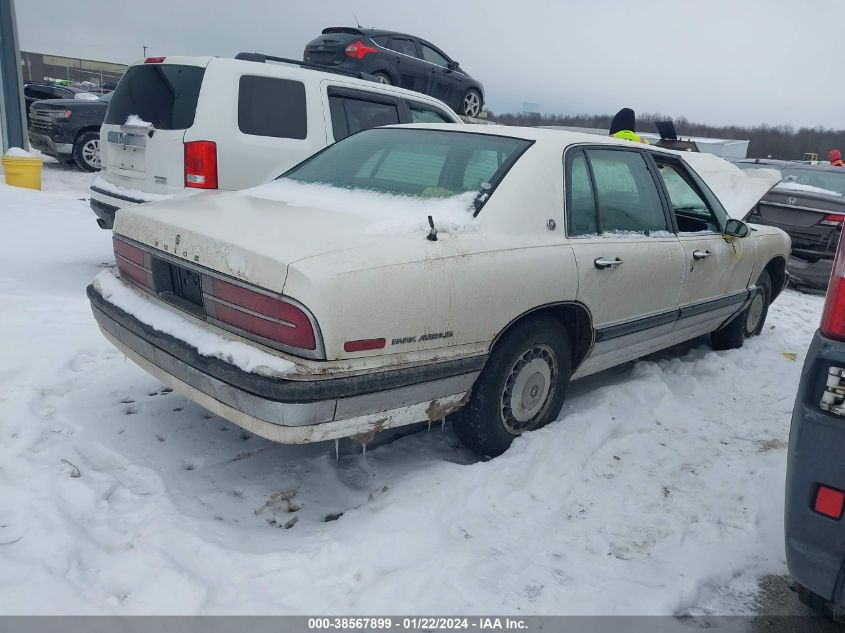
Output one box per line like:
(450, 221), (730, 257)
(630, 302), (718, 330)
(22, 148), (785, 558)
(353, 13), (362, 28)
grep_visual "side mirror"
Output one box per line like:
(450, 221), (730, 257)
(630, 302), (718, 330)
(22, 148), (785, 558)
(724, 218), (750, 238)
(448, 60), (460, 71)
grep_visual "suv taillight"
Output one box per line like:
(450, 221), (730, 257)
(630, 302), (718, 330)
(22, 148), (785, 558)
(184, 141), (218, 189)
(344, 40), (378, 59)
(820, 229), (845, 341)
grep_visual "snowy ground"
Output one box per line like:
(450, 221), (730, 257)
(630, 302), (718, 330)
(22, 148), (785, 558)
(0, 163), (826, 615)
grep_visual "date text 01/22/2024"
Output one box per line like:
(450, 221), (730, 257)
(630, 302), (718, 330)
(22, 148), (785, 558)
(307, 617), (528, 630)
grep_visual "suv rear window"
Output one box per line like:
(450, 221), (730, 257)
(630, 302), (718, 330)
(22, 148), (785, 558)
(105, 64), (204, 130)
(238, 76), (307, 140)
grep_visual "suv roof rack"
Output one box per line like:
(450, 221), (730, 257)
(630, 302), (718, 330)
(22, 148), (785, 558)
(234, 52), (379, 83)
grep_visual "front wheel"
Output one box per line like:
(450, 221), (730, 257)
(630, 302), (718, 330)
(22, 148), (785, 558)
(711, 270), (771, 350)
(461, 89), (483, 118)
(73, 130), (101, 172)
(453, 316), (571, 458)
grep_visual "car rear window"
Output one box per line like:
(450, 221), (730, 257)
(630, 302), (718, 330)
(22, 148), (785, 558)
(238, 76), (307, 140)
(283, 128), (531, 202)
(105, 64), (205, 130)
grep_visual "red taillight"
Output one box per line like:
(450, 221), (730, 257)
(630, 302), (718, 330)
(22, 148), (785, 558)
(113, 238), (151, 288)
(821, 214), (845, 226)
(344, 40), (378, 59)
(145, 56), (166, 64)
(208, 278), (316, 350)
(344, 338), (386, 353)
(184, 141), (218, 189)
(815, 485), (845, 519)
(820, 230), (845, 341)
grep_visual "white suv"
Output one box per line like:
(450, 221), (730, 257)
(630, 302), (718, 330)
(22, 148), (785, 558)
(90, 54), (462, 228)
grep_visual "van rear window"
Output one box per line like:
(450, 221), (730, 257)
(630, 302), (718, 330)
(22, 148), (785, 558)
(105, 64), (204, 130)
(238, 76), (307, 140)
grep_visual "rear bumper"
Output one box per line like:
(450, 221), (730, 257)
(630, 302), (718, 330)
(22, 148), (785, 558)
(87, 284), (482, 443)
(786, 331), (845, 604)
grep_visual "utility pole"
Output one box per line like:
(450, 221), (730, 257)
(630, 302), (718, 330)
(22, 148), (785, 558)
(142, 45), (148, 58)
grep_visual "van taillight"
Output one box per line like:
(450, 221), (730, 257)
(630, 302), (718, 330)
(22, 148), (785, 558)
(113, 238), (151, 288)
(820, 230), (845, 341)
(184, 141), (218, 189)
(207, 278), (316, 350)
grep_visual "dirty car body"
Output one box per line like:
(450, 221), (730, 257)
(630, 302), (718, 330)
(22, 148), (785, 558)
(88, 125), (790, 452)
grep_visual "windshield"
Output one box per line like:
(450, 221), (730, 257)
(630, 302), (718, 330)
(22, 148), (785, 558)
(282, 128), (532, 204)
(104, 64), (205, 130)
(779, 168), (845, 196)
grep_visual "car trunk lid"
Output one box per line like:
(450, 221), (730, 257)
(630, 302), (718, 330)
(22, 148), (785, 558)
(99, 60), (208, 198)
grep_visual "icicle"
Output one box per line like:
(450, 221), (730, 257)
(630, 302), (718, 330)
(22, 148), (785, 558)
(362, 442), (367, 461)
(334, 438), (339, 462)
(441, 417), (446, 431)
(427, 420), (432, 432)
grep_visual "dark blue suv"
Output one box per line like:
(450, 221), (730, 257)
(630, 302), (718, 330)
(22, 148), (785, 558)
(304, 27), (484, 118)
(787, 228), (845, 619)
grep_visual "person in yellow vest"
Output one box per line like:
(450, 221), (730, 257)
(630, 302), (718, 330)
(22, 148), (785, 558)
(609, 108), (648, 144)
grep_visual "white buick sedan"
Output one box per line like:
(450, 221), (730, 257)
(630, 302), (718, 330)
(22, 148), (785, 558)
(88, 125), (790, 457)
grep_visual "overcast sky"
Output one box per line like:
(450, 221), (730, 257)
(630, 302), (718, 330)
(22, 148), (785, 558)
(14, 0), (845, 129)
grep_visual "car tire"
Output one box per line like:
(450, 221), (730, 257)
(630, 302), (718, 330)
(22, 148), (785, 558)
(796, 583), (834, 618)
(711, 269), (771, 351)
(72, 130), (101, 172)
(461, 89), (483, 118)
(372, 72), (392, 85)
(453, 316), (571, 458)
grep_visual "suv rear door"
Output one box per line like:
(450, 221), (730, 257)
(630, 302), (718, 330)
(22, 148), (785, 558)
(99, 61), (207, 196)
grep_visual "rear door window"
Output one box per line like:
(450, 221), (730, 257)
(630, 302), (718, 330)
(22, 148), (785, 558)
(238, 75), (307, 139)
(566, 150), (599, 235)
(387, 36), (419, 58)
(329, 91), (400, 141)
(585, 149), (668, 233)
(105, 64), (205, 130)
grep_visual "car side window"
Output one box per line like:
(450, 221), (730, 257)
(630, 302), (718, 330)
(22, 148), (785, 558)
(238, 76), (307, 140)
(26, 85), (53, 100)
(408, 102), (453, 124)
(586, 149), (668, 234)
(420, 44), (449, 68)
(653, 159), (720, 233)
(387, 36), (418, 58)
(566, 150), (598, 235)
(371, 35), (390, 47)
(329, 94), (400, 141)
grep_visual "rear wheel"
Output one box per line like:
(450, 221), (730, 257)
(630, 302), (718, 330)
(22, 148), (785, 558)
(711, 270), (771, 350)
(372, 72), (392, 85)
(461, 89), (482, 118)
(453, 316), (571, 458)
(72, 130), (101, 172)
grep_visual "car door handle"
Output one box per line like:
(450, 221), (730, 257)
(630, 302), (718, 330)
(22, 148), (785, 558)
(692, 250), (712, 260)
(594, 257), (623, 270)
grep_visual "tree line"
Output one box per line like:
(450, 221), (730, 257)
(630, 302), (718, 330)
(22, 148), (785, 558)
(487, 111), (845, 160)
